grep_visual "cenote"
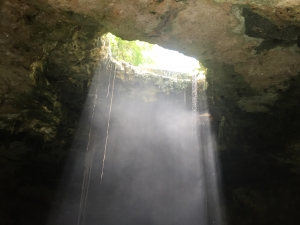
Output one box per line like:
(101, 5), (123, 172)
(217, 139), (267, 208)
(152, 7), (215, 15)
(47, 34), (224, 225)
(1, 1), (300, 225)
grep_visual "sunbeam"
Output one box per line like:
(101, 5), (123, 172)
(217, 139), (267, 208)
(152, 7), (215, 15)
(48, 37), (225, 225)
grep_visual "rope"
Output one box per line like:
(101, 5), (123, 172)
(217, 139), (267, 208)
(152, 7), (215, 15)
(100, 64), (116, 184)
(77, 62), (110, 225)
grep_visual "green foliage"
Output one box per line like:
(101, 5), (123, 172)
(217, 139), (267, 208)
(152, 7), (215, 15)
(105, 33), (154, 66)
(192, 61), (206, 73)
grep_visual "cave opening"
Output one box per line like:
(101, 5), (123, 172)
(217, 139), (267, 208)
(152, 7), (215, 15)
(105, 32), (202, 74)
(46, 34), (225, 225)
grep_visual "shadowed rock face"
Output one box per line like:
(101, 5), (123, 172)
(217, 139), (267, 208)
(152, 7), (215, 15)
(1, 0), (300, 224)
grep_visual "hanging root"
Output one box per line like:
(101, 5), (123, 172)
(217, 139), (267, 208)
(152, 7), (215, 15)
(106, 62), (113, 98)
(77, 63), (106, 225)
(100, 64), (116, 184)
(192, 73), (198, 134)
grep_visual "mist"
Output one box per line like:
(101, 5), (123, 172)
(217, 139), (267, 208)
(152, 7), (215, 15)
(47, 62), (224, 225)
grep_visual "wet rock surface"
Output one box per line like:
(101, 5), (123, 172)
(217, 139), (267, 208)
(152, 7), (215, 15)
(0, 0), (300, 224)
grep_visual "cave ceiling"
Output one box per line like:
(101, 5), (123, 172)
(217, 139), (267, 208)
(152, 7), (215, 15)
(40, 0), (300, 88)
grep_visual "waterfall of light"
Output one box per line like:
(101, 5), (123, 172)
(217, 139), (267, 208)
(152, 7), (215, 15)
(77, 61), (116, 225)
(76, 61), (113, 225)
(196, 76), (225, 225)
(77, 64), (102, 225)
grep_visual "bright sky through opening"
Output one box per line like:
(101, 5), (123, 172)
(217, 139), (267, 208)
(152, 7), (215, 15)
(143, 44), (200, 73)
(106, 33), (200, 73)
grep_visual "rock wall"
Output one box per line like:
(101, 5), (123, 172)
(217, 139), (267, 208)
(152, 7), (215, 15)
(0, 1), (105, 223)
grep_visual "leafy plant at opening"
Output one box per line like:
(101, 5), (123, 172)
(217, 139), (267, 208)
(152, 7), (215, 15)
(105, 33), (154, 66)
